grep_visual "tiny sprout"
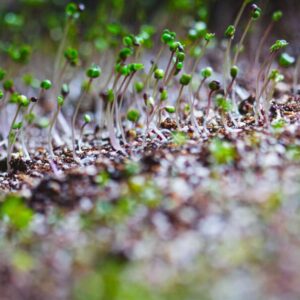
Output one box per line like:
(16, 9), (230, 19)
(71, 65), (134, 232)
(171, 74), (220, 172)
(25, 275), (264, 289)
(3, 79), (14, 92)
(270, 40), (288, 53)
(40, 79), (52, 90)
(208, 80), (221, 91)
(201, 67), (213, 79)
(0, 68), (6, 81)
(118, 47), (133, 61)
(17, 94), (29, 107)
(269, 69), (284, 83)
(123, 36), (134, 47)
(161, 29), (176, 44)
(86, 64), (102, 78)
(65, 2), (83, 19)
(250, 4), (262, 20)
(107, 89), (115, 103)
(225, 25), (235, 39)
(134, 81), (144, 93)
(83, 113), (91, 123)
(272, 10), (283, 22)
(12, 122), (22, 130)
(194, 21), (207, 38)
(176, 52), (185, 63)
(279, 53), (295, 68)
(64, 48), (79, 66)
(61, 83), (70, 97)
(57, 95), (64, 106)
(216, 95), (233, 113)
(176, 62), (183, 71)
(164, 106), (176, 113)
(179, 74), (192, 86)
(154, 69), (164, 80)
(204, 32), (215, 42)
(127, 109), (140, 123)
(160, 89), (168, 101)
(230, 66), (239, 79)
(0, 90), (3, 99)
(130, 63), (144, 72)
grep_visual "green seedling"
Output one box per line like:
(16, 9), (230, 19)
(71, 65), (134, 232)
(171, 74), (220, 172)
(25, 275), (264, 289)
(203, 80), (221, 134)
(232, 4), (261, 66)
(255, 40), (288, 124)
(254, 10), (283, 67)
(78, 113), (92, 152)
(72, 64), (101, 160)
(175, 74), (192, 127)
(7, 94), (30, 172)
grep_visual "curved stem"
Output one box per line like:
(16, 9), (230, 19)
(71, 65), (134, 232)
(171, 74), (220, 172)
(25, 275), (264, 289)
(232, 18), (253, 66)
(7, 105), (21, 172)
(48, 105), (60, 158)
(175, 85), (184, 127)
(72, 78), (93, 160)
(254, 22), (274, 67)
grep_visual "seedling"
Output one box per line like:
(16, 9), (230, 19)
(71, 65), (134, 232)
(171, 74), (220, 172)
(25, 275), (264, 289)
(191, 32), (215, 75)
(232, 4), (261, 66)
(203, 80), (221, 133)
(196, 66), (213, 99)
(144, 29), (176, 88)
(53, 2), (84, 84)
(175, 74), (192, 127)
(254, 10), (283, 67)
(48, 91), (67, 158)
(223, 25), (236, 86)
(72, 64), (101, 160)
(279, 53), (295, 68)
(78, 113), (92, 152)
(255, 40), (288, 123)
(7, 94), (30, 171)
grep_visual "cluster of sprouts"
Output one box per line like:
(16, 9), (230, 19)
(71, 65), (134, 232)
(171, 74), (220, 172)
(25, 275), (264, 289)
(0, 1), (298, 173)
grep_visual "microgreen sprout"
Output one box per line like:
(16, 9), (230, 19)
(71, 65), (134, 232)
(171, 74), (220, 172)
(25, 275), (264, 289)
(72, 64), (101, 160)
(175, 73), (192, 127)
(203, 80), (221, 134)
(223, 25), (236, 86)
(53, 2), (84, 84)
(232, 4), (261, 66)
(255, 40), (288, 124)
(7, 94), (30, 171)
(48, 94), (65, 158)
(254, 10), (283, 67)
(78, 113), (92, 152)
(279, 53), (295, 68)
(127, 109), (140, 124)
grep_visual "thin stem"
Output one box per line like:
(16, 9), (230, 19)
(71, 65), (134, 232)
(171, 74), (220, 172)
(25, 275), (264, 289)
(53, 19), (71, 84)
(163, 51), (175, 85)
(254, 22), (274, 67)
(175, 85), (184, 127)
(255, 52), (275, 123)
(234, 0), (248, 28)
(223, 38), (233, 87)
(48, 105), (61, 158)
(72, 78), (93, 160)
(7, 105), (21, 172)
(196, 78), (206, 100)
(78, 122), (88, 152)
(203, 90), (214, 134)
(191, 41), (209, 75)
(144, 45), (164, 89)
(117, 73), (135, 144)
(232, 18), (253, 66)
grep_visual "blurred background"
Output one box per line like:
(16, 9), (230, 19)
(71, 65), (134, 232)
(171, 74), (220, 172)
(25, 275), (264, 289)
(0, 0), (299, 48)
